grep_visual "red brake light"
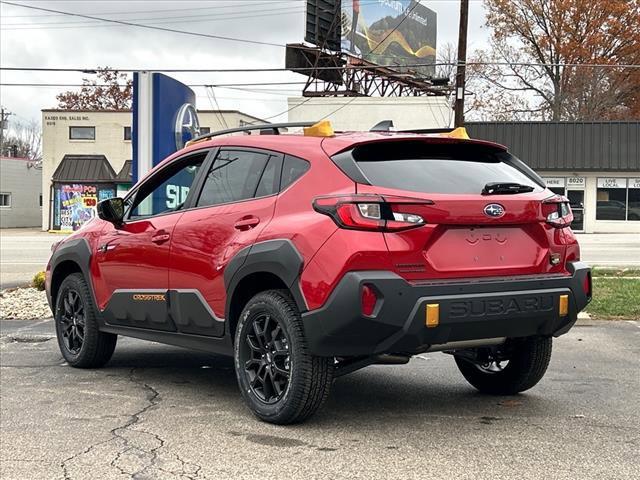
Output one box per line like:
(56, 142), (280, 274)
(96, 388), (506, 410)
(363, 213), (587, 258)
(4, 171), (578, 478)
(313, 194), (431, 232)
(543, 195), (573, 228)
(361, 284), (378, 316)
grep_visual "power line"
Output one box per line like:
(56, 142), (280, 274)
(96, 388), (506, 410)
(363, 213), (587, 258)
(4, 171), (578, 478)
(0, 1), (286, 48)
(3, 62), (638, 75)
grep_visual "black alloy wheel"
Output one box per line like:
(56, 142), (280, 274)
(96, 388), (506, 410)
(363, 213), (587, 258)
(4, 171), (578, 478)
(234, 290), (334, 424)
(59, 289), (86, 355)
(241, 313), (291, 404)
(54, 273), (117, 368)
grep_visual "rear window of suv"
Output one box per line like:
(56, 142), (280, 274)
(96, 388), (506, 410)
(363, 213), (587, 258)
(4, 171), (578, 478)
(350, 141), (543, 195)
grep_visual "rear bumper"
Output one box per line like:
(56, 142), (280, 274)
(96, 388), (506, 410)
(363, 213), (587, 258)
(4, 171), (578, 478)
(301, 262), (591, 357)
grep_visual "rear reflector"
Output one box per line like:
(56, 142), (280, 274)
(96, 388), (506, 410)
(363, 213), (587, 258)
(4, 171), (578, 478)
(361, 284), (378, 316)
(426, 304), (439, 328)
(583, 273), (592, 298)
(559, 295), (569, 316)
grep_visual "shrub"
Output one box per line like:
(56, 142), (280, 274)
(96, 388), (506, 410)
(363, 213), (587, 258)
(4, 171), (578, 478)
(32, 271), (46, 291)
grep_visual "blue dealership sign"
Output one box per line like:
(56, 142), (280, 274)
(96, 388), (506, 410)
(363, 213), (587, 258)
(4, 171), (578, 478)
(132, 72), (201, 183)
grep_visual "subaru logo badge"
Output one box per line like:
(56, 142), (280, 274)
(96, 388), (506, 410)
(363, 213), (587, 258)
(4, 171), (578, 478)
(174, 103), (201, 150)
(484, 203), (505, 218)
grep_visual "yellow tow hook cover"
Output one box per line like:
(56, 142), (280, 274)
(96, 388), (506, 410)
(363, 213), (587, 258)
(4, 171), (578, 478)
(426, 304), (439, 328)
(559, 295), (569, 316)
(303, 120), (335, 137)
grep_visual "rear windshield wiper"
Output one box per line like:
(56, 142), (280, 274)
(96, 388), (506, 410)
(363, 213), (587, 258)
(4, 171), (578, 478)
(482, 182), (535, 195)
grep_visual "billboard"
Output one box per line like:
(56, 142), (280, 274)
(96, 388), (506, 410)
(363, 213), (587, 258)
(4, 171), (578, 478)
(305, 0), (437, 77)
(342, 0), (436, 75)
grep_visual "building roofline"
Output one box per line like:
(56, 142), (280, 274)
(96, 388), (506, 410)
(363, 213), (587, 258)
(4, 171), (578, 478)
(466, 120), (640, 125)
(41, 108), (266, 122)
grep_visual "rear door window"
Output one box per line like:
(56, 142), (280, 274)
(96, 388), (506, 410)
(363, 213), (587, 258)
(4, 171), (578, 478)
(196, 149), (271, 207)
(351, 141), (542, 195)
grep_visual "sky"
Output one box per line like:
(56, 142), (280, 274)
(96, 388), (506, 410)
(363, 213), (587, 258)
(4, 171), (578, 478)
(0, 0), (489, 125)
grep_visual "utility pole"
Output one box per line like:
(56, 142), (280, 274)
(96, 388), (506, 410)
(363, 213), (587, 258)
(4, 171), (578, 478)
(0, 107), (13, 156)
(454, 0), (469, 127)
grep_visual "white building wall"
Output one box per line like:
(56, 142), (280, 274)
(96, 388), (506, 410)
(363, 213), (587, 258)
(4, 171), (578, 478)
(539, 171), (640, 234)
(0, 158), (42, 228)
(287, 96), (453, 131)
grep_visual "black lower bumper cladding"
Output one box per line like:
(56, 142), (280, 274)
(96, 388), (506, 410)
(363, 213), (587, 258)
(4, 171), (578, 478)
(301, 262), (591, 357)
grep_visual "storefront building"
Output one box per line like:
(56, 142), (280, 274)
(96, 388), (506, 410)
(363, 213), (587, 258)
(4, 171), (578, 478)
(42, 109), (265, 231)
(467, 121), (640, 233)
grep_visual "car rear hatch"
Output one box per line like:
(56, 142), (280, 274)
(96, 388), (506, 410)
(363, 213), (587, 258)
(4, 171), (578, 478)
(329, 137), (571, 280)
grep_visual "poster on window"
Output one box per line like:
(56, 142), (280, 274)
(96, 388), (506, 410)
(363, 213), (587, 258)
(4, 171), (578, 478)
(58, 184), (98, 231)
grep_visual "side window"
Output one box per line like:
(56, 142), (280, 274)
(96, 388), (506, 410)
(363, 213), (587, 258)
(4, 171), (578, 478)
(281, 155), (310, 190)
(255, 155), (283, 198)
(196, 150), (270, 207)
(128, 152), (207, 219)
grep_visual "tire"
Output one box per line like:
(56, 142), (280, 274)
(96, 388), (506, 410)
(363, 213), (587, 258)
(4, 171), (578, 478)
(54, 273), (117, 368)
(234, 289), (334, 424)
(454, 336), (552, 395)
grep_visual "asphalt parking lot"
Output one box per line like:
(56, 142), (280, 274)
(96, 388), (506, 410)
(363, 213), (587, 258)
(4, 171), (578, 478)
(1, 318), (638, 480)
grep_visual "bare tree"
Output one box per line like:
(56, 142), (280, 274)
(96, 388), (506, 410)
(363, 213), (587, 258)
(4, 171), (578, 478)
(1, 119), (42, 161)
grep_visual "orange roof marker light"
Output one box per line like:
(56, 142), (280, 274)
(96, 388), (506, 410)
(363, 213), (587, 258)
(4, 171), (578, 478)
(304, 120), (335, 137)
(440, 127), (470, 140)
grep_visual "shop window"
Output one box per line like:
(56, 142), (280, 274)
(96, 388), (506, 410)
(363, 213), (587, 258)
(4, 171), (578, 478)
(0, 192), (11, 207)
(124, 126), (132, 141)
(628, 178), (640, 221)
(596, 178), (627, 220)
(39, 194), (42, 207)
(69, 126), (95, 140)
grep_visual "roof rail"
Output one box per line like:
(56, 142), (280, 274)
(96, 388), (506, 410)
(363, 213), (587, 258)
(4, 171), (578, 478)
(188, 121), (317, 144)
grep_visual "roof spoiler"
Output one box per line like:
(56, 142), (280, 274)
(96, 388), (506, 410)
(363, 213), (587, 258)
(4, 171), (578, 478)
(370, 120), (470, 139)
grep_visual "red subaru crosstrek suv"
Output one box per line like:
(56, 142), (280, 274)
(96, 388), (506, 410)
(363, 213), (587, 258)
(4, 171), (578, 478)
(46, 121), (591, 424)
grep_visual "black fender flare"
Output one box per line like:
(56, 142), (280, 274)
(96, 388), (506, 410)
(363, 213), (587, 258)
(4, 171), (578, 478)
(224, 239), (307, 320)
(47, 237), (97, 310)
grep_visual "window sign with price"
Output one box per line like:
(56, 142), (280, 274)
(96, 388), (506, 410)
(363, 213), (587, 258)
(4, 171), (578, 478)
(57, 184), (107, 231)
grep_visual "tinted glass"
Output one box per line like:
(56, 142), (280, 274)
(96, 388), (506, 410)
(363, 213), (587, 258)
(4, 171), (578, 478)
(281, 155), (310, 190)
(197, 150), (270, 207)
(129, 153), (206, 218)
(255, 156), (283, 197)
(353, 142), (542, 195)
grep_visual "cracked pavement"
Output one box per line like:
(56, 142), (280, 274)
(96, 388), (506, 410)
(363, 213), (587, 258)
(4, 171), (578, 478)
(1, 318), (639, 480)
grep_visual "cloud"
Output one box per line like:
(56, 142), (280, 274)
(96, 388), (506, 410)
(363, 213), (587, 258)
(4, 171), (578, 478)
(0, 0), (488, 122)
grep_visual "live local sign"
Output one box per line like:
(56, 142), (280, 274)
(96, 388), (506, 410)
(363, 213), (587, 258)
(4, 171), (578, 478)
(597, 178), (627, 189)
(630, 178), (640, 189)
(544, 177), (565, 187)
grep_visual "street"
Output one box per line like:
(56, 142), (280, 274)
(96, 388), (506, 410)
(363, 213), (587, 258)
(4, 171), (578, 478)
(0, 229), (63, 289)
(1, 318), (638, 480)
(1, 229), (639, 290)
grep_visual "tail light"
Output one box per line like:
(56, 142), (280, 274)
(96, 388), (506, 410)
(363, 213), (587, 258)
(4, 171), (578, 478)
(542, 195), (573, 228)
(313, 194), (431, 232)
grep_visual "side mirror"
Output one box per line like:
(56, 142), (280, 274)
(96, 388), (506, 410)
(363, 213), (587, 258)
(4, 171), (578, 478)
(97, 197), (125, 225)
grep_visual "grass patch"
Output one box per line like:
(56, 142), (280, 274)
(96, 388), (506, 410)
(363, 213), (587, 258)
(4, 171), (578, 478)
(585, 278), (640, 319)
(591, 267), (640, 278)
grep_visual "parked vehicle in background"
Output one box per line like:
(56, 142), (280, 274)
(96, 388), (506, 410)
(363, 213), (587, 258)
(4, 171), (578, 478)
(46, 122), (592, 424)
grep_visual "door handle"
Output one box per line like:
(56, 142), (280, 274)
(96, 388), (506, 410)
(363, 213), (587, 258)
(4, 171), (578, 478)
(151, 232), (171, 244)
(234, 216), (260, 231)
